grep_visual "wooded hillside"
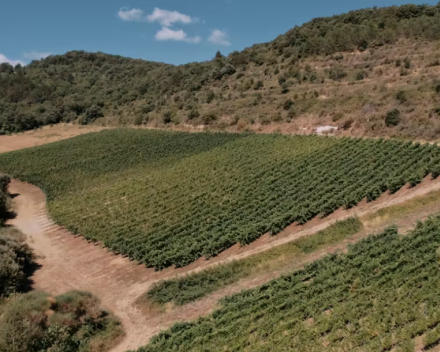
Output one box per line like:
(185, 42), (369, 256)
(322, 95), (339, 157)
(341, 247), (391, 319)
(1, 3), (440, 139)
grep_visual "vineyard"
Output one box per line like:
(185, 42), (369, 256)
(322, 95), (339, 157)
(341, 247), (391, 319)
(146, 218), (363, 307)
(135, 216), (440, 352)
(1, 129), (440, 270)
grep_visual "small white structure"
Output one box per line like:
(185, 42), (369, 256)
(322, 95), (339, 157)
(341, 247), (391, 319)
(316, 126), (338, 135)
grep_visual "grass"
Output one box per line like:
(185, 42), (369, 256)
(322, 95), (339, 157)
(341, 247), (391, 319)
(146, 217), (362, 307)
(362, 188), (440, 227)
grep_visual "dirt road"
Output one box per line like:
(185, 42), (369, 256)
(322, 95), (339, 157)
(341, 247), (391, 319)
(8, 176), (440, 352)
(0, 124), (108, 153)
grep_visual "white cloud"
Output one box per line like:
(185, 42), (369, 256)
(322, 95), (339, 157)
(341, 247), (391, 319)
(147, 8), (193, 27)
(118, 8), (144, 22)
(208, 29), (231, 46)
(155, 27), (201, 43)
(23, 51), (51, 60)
(0, 54), (25, 66)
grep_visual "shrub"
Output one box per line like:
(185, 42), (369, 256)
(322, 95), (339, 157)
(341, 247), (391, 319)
(278, 76), (287, 85)
(134, 114), (144, 126)
(188, 109), (200, 120)
(0, 175), (10, 225)
(385, 109), (401, 127)
(82, 105), (103, 125)
(341, 118), (354, 130)
(220, 64), (236, 77)
(0, 290), (124, 352)
(396, 90), (407, 103)
(400, 68), (409, 76)
(202, 112), (217, 125)
(254, 80), (264, 90)
(280, 83), (289, 94)
(162, 111), (172, 124)
(206, 90), (215, 103)
(404, 57), (411, 69)
(435, 83), (440, 94)
(355, 70), (365, 81)
(271, 112), (282, 122)
(0, 228), (34, 297)
(287, 106), (296, 119)
(283, 99), (294, 111)
(329, 65), (347, 81)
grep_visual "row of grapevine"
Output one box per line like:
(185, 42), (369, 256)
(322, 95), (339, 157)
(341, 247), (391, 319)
(1, 129), (440, 269)
(134, 215), (440, 351)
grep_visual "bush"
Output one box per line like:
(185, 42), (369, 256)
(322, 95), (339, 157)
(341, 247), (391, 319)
(0, 290), (124, 352)
(435, 83), (440, 95)
(134, 114), (144, 126)
(188, 109), (200, 120)
(355, 70), (365, 81)
(0, 228), (34, 297)
(206, 90), (215, 103)
(283, 99), (294, 111)
(396, 90), (407, 103)
(287, 106), (296, 119)
(278, 76), (287, 86)
(385, 109), (401, 127)
(254, 80), (264, 90)
(329, 65), (347, 81)
(0, 175), (10, 225)
(83, 105), (103, 125)
(162, 111), (172, 124)
(400, 68), (409, 76)
(202, 112), (217, 125)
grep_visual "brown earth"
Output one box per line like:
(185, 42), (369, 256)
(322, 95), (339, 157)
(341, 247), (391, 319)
(0, 124), (108, 153)
(7, 176), (440, 352)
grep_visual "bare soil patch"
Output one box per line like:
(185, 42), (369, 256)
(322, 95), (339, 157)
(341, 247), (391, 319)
(0, 124), (109, 153)
(7, 176), (440, 351)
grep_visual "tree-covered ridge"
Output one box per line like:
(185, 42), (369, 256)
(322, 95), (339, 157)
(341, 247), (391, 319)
(1, 2), (440, 137)
(270, 3), (440, 58)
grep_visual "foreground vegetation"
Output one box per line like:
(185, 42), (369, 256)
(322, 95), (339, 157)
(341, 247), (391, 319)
(1, 3), (440, 139)
(135, 215), (440, 352)
(0, 291), (124, 352)
(1, 129), (440, 269)
(146, 217), (362, 306)
(0, 175), (124, 352)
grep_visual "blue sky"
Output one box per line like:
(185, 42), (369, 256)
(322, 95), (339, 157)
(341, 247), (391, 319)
(1, 0), (438, 66)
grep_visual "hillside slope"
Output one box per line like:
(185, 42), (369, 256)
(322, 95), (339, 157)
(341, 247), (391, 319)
(135, 216), (440, 352)
(2, 129), (440, 269)
(1, 3), (440, 139)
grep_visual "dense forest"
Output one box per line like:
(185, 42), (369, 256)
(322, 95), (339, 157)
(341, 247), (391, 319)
(1, 3), (440, 138)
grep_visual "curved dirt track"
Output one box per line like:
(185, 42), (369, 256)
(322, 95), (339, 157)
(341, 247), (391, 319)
(8, 176), (440, 352)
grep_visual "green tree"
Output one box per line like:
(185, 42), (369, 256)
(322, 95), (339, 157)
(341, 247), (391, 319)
(83, 105), (103, 124)
(385, 108), (401, 127)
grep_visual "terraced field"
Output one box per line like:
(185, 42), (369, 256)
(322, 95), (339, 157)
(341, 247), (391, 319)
(1, 129), (440, 270)
(135, 215), (440, 352)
